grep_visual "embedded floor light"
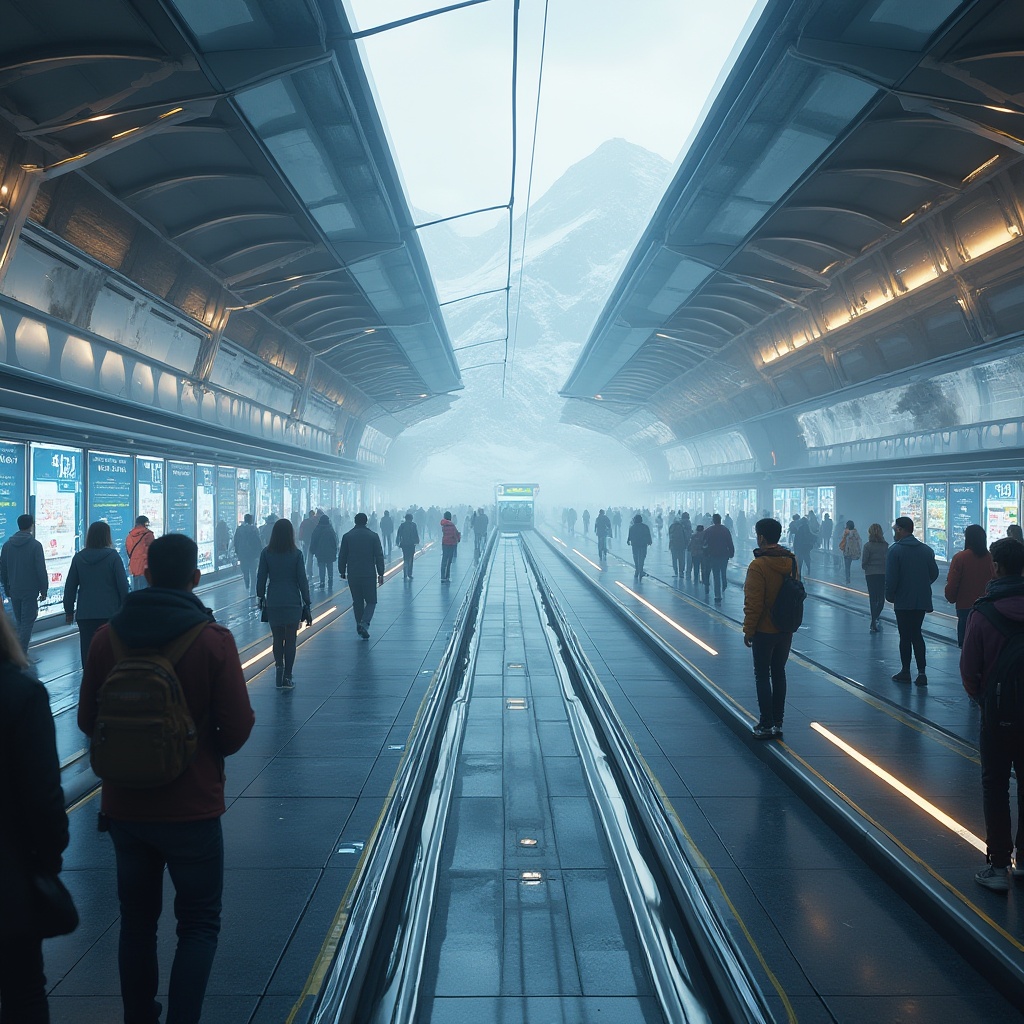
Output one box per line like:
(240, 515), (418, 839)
(614, 582), (718, 655)
(572, 548), (602, 571)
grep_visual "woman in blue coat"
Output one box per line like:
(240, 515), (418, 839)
(257, 519), (311, 688)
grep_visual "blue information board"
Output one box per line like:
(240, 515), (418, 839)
(88, 452), (134, 559)
(167, 461), (195, 537)
(949, 482), (981, 541)
(0, 441), (25, 543)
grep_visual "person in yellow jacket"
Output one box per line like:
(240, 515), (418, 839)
(743, 518), (799, 739)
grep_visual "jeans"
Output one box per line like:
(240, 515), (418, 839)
(11, 595), (38, 654)
(440, 545), (456, 580)
(77, 617), (106, 667)
(474, 533), (486, 558)
(382, 533), (392, 558)
(348, 577), (377, 627)
(109, 817), (223, 1024)
(271, 622), (298, 676)
(843, 555), (854, 582)
(240, 558), (258, 596)
(317, 556), (333, 589)
(631, 545), (647, 577)
(894, 609), (927, 673)
(401, 546), (415, 578)
(866, 574), (885, 624)
(980, 724), (1024, 868)
(751, 631), (792, 729)
(597, 533), (608, 559)
(670, 550), (683, 575)
(0, 933), (48, 1023)
(707, 556), (728, 598)
(956, 608), (972, 648)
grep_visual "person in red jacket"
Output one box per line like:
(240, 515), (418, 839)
(439, 511), (460, 582)
(78, 534), (255, 1024)
(945, 524), (995, 648)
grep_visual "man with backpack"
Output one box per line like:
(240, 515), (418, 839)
(77, 534), (255, 1024)
(743, 518), (803, 739)
(960, 536), (1024, 892)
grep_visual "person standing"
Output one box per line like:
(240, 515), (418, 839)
(960, 537), (1024, 891)
(860, 523), (888, 633)
(64, 521), (129, 667)
(688, 525), (707, 584)
(627, 514), (652, 579)
(77, 534), (254, 1024)
(339, 513), (385, 636)
(380, 510), (394, 559)
(233, 513), (262, 597)
(0, 514), (48, 659)
(0, 606), (70, 1023)
(257, 519), (311, 687)
(438, 511), (460, 583)
(838, 520), (862, 584)
(396, 513), (420, 580)
(594, 509), (612, 561)
(311, 511), (339, 591)
(125, 515), (155, 592)
(702, 513), (735, 603)
(668, 515), (687, 577)
(886, 516), (939, 686)
(793, 515), (814, 578)
(945, 525), (995, 648)
(819, 514), (834, 559)
(743, 518), (798, 739)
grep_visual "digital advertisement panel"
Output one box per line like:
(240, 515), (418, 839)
(31, 444), (82, 612)
(925, 483), (948, 560)
(255, 469), (272, 521)
(196, 464), (215, 572)
(88, 452), (134, 561)
(949, 482), (981, 541)
(136, 458), (165, 537)
(893, 483), (925, 529)
(217, 467), (236, 569)
(0, 441), (26, 544)
(237, 468), (252, 524)
(984, 481), (1019, 541)
(167, 461), (195, 538)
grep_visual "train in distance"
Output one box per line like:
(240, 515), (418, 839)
(495, 483), (538, 531)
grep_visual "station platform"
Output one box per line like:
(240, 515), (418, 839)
(35, 528), (1022, 1022)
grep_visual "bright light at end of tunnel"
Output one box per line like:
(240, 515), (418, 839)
(614, 581), (718, 655)
(572, 549), (602, 571)
(809, 722), (986, 853)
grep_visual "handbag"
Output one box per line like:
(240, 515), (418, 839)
(30, 871), (79, 938)
(260, 600), (269, 623)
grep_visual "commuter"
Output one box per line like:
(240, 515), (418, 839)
(396, 513), (420, 579)
(885, 517), (939, 686)
(688, 525), (707, 584)
(702, 512), (735, 603)
(258, 513), (277, 548)
(438, 511), (460, 582)
(233, 513), (262, 597)
(124, 515), (155, 593)
(787, 514), (800, 546)
(838, 520), (862, 584)
(1008, 524), (1023, 543)
(945, 525), (995, 648)
(567, 508), (577, 535)
(611, 508), (622, 539)
(627, 514), (652, 579)
(582, 509), (591, 535)
(594, 509), (612, 561)
(793, 515), (815, 578)
(77, 534), (254, 1024)
(0, 514), (48, 659)
(339, 513), (386, 636)
(298, 509), (317, 577)
(64, 521), (130, 667)
(723, 512), (733, 536)
(0, 605), (71, 1023)
(820, 513), (834, 557)
(473, 507), (489, 558)
(861, 523), (889, 633)
(311, 511), (339, 591)
(960, 537), (1024, 891)
(743, 518), (797, 739)
(654, 511), (663, 543)
(257, 519), (311, 687)
(380, 510), (394, 558)
(668, 515), (687, 576)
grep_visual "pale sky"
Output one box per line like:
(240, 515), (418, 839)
(345, 0), (764, 224)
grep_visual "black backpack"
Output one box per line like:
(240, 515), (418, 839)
(971, 602), (1024, 728)
(770, 555), (806, 633)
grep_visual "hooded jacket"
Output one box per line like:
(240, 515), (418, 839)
(743, 544), (800, 636)
(77, 587), (254, 822)
(64, 546), (129, 620)
(960, 574), (1024, 701)
(125, 523), (154, 577)
(0, 530), (48, 599)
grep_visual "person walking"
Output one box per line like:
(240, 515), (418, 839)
(0, 514), (48, 658)
(743, 518), (798, 739)
(379, 510), (394, 558)
(594, 509), (612, 561)
(125, 515), (155, 592)
(960, 537), (1024, 891)
(688, 525), (707, 584)
(668, 515), (687, 577)
(886, 516), (939, 686)
(77, 534), (254, 1024)
(396, 512), (420, 580)
(861, 523), (889, 632)
(63, 521), (129, 667)
(0, 606), (71, 1023)
(473, 507), (489, 559)
(820, 513), (834, 559)
(838, 520), (862, 584)
(339, 513), (386, 637)
(702, 513), (735, 603)
(439, 511), (460, 582)
(582, 509), (591, 535)
(627, 514), (652, 579)
(233, 513), (262, 597)
(793, 515), (814, 578)
(611, 508), (622, 540)
(311, 511), (339, 591)
(945, 524), (995, 648)
(298, 509), (317, 577)
(257, 519), (311, 687)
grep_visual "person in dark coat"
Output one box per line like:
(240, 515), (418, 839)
(396, 513), (420, 580)
(702, 513), (735, 602)
(885, 516), (939, 686)
(63, 520), (130, 667)
(379, 510), (394, 558)
(339, 513), (385, 637)
(594, 509), (612, 561)
(0, 513), (48, 657)
(0, 607), (70, 1023)
(668, 516), (687, 576)
(627, 514), (652, 579)
(233, 513), (262, 597)
(310, 512), (339, 591)
(257, 519), (311, 687)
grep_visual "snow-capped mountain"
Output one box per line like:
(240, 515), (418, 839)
(386, 138), (671, 506)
